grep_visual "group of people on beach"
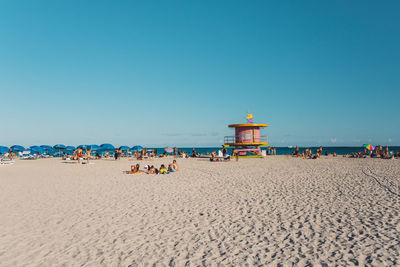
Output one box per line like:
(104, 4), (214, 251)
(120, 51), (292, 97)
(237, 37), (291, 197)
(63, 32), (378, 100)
(290, 145), (398, 160)
(125, 160), (179, 175)
(172, 148), (202, 159)
(63, 147), (90, 163)
(344, 145), (398, 159)
(291, 146), (334, 159)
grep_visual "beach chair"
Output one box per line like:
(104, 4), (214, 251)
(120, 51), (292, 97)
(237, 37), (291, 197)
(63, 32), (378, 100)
(0, 153), (14, 165)
(20, 151), (36, 160)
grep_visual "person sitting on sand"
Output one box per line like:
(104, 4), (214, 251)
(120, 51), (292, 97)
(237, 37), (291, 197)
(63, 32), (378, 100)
(125, 164), (144, 174)
(385, 146), (389, 157)
(168, 160), (179, 172)
(292, 146), (299, 156)
(159, 164), (168, 174)
(147, 165), (156, 174)
(125, 165), (136, 174)
(210, 151), (216, 162)
(224, 153), (231, 161)
(311, 152), (320, 159)
(168, 163), (176, 172)
(172, 160), (179, 171)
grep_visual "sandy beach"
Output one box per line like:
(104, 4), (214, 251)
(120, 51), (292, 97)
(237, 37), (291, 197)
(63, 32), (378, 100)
(0, 157), (399, 266)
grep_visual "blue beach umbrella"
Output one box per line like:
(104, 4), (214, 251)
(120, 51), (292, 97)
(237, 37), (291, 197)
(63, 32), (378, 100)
(10, 145), (25, 152)
(90, 145), (100, 150)
(0, 146), (9, 153)
(66, 146), (76, 151)
(100, 143), (115, 150)
(119, 146), (130, 151)
(77, 145), (99, 150)
(40, 145), (53, 151)
(30, 146), (45, 154)
(53, 144), (66, 157)
(53, 144), (66, 149)
(131, 145), (143, 151)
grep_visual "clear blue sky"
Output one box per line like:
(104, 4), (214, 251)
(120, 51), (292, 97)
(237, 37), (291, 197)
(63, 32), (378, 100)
(1, 0), (399, 147)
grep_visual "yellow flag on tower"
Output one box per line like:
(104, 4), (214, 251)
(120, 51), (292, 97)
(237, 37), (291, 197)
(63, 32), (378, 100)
(246, 113), (254, 123)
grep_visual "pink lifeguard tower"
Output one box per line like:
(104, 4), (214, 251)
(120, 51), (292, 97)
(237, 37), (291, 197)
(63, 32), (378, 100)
(223, 114), (269, 157)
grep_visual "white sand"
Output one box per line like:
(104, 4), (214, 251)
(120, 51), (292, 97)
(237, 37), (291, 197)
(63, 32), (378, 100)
(0, 156), (399, 266)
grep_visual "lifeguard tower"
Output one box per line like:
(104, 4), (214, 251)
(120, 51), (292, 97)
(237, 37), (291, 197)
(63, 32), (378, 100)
(223, 114), (269, 157)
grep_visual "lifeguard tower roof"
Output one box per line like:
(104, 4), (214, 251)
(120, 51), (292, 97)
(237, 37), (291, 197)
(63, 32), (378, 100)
(228, 123), (268, 128)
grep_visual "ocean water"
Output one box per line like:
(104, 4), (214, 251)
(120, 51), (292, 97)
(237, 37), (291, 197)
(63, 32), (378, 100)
(162, 146), (400, 156)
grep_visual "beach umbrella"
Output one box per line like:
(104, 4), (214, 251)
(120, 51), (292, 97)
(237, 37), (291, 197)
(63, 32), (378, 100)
(77, 145), (99, 150)
(90, 145), (100, 150)
(119, 146), (130, 151)
(164, 146), (173, 153)
(66, 146), (76, 151)
(40, 145), (53, 151)
(30, 146), (45, 154)
(131, 145), (143, 151)
(0, 146), (9, 153)
(53, 144), (66, 157)
(10, 145), (25, 152)
(53, 144), (66, 149)
(363, 144), (375, 151)
(100, 143), (115, 150)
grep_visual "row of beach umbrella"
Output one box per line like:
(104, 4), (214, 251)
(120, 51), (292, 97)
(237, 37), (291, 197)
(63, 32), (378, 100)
(0, 144), (145, 154)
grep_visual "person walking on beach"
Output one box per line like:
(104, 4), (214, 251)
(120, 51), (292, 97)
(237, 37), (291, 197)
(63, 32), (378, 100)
(86, 147), (92, 164)
(173, 147), (177, 159)
(233, 150), (239, 161)
(74, 148), (83, 164)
